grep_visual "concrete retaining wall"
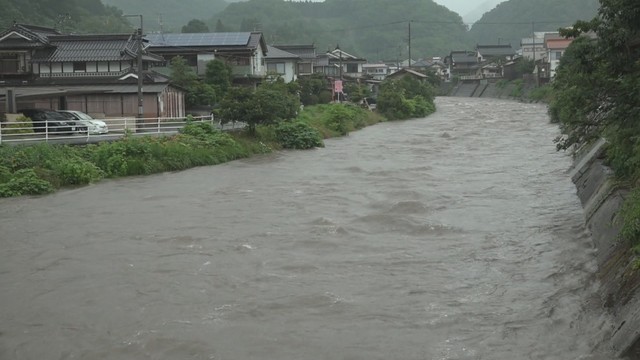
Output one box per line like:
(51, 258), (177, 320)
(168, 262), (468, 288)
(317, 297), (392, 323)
(570, 139), (640, 358)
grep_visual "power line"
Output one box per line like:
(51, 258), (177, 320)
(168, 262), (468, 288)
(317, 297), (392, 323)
(330, 18), (574, 31)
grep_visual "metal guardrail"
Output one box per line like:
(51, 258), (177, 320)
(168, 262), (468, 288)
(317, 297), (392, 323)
(0, 115), (242, 146)
(459, 74), (503, 80)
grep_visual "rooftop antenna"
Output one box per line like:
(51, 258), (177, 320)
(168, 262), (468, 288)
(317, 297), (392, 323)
(158, 13), (164, 35)
(55, 13), (71, 33)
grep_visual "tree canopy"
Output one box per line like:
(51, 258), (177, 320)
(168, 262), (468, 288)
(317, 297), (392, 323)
(0, 0), (132, 33)
(181, 19), (209, 33)
(550, 0), (640, 181)
(468, 0), (599, 46)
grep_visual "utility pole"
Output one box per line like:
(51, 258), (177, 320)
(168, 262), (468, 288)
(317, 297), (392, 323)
(408, 20), (412, 69)
(531, 21), (536, 63)
(124, 14), (144, 124)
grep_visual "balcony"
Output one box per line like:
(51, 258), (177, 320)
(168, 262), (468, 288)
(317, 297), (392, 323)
(39, 70), (129, 78)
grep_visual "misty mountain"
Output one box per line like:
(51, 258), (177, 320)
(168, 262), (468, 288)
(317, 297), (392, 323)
(0, 0), (131, 33)
(208, 0), (472, 61)
(101, 0), (228, 32)
(468, 0), (599, 46)
(462, 0), (504, 24)
(0, 0), (602, 61)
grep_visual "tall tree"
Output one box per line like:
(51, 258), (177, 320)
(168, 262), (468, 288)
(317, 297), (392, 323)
(553, 0), (640, 178)
(181, 19), (209, 33)
(204, 59), (233, 97)
(214, 19), (225, 32)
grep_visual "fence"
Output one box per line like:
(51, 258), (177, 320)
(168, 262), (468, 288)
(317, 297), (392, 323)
(0, 115), (240, 146)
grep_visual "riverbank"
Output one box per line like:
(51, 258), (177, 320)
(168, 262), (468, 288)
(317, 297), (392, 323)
(0, 104), (386, 198)
(446, 79), (553, 103)
(570, 139), (640, 358)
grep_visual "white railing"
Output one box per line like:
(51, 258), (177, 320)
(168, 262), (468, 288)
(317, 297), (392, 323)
(0, 115), (242, 145)
(459, 73), (503, 80)
(38, 70), (129, 78)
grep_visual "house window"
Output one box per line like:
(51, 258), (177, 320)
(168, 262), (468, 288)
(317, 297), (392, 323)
(233, 57), (250, 66)
(73, 62), (86, 72)
(551, 51), (563, 61)
(0, 52), (21, 73)
(346, 63), (358, 73)
(298, 63), (312, 74)
(267, 62), (285, 74)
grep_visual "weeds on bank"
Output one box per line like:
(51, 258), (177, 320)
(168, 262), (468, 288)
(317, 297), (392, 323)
(0, 105), (385, 198)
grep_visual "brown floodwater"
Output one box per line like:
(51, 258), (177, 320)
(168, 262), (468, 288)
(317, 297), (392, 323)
(0, 97), (614, 359)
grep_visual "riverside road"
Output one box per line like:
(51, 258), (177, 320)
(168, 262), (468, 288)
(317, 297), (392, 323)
(0, 97), (614, 360)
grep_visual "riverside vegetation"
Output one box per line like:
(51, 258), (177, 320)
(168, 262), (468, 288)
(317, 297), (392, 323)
(0, 71), (435, 198)
(548, 0), (640, 267)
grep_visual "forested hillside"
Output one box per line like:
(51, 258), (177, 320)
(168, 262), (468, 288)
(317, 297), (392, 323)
(101, 0), (228, 32)
(468, 0), (599, 45)
(0, 0), (602, 58)
(208, 0), (471, 61)
(0, 0), (132, 33)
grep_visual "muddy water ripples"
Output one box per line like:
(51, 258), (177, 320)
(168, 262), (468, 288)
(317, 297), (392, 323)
(0, 97), (614, 359)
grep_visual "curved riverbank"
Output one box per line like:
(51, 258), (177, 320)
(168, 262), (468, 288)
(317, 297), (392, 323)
(570, 139), (640, 358)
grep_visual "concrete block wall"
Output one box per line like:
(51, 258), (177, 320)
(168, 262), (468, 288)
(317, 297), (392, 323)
(570, 139), (640, 358)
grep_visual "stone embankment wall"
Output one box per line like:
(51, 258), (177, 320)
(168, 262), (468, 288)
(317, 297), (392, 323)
(569, 138), (640, 358)
(446, 80), (536, 100)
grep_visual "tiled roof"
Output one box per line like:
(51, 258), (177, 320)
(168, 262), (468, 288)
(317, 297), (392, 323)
(31, 34), (141, 62)
(146, 32), (251, 47)
(387, 68), (428, 79)
(0, 23), (58, 48)
(266, 45), (300, 59)
(450, 51), (478, 64)
(273, 45), (316, 60)
(248, 32), (267, 54)
(476, 44), (515, 57)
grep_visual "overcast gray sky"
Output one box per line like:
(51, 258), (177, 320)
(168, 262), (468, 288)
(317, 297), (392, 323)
(431, 0), (504, 22)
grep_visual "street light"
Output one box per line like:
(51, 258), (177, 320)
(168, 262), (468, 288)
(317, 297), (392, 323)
(335, 44), (343, 80)
(123, 14), (144, 123)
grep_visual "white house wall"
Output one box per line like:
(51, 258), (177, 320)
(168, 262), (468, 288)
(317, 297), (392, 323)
(284, 61), (296, 82)
(35, 61), (129, 75)
(97, 62), (109, 72)
(197, 53), (215, 76)
(253, 51), (266, 76)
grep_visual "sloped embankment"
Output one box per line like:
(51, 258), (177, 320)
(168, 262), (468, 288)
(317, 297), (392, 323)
(570, 138), (640, 358)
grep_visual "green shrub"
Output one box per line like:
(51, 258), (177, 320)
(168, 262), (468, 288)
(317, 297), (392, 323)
(377, 78), (436, 120)
(52, 158), (103, 185)
(0, 168), (54, 197)
(318, 90), (333, 104)
(510, 79), (524, 98)
(528, 85), (553, 103)
(275, 121), (324, 149)
(0, 165), (11, 183)
(325, 105), (358, 136)
(618, 189), (640, 271)
(2, 115), (33, 134)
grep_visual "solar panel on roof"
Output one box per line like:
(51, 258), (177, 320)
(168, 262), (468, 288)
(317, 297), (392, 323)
(146, 33), (250, 47)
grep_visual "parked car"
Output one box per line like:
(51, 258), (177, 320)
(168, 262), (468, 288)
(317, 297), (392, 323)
(57, 110), (109, 135)
(18, 108), (85, 135)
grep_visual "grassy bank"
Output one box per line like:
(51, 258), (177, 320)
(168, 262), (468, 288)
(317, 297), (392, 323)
(0, 104), (385, 198)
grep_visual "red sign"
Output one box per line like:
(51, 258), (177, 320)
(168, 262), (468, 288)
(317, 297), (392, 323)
(334, 80), (343, 93)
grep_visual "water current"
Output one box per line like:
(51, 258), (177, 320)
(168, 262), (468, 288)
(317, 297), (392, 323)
(0, 97), (614, 359)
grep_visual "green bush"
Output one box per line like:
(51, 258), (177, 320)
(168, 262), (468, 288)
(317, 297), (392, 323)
(528, 85), (553, 103)
(324, 105), (357, 136)
(318, 90), (334, 104)
(377, 78), (436, 120)
(0, 168), (54, 197)
(2, 115), (33, 134)
(0, 165), (11, 183)
(51, 158), (103, 185)
(275, 121), (324, 149)
(510, 79), (524, 98)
